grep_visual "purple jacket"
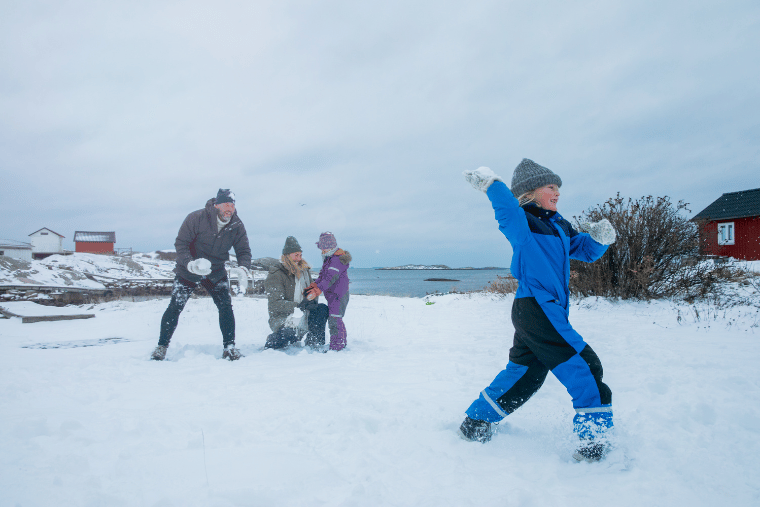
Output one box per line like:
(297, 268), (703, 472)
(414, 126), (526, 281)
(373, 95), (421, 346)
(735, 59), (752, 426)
(315, 249), (351, 315)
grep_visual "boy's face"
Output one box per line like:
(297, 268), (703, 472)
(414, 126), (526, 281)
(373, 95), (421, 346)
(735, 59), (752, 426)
(534, 184), (560, 211)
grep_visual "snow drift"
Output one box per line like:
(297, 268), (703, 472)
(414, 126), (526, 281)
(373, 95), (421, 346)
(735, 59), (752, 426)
(1, 292), (759, 506)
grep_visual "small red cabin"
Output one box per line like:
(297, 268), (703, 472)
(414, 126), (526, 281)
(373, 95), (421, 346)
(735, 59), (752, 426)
(74, 231), (116, 254)
(691, 188), (760, 261)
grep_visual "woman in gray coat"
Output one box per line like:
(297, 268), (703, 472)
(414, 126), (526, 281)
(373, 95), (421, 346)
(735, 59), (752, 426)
(264, 236), (328, 349)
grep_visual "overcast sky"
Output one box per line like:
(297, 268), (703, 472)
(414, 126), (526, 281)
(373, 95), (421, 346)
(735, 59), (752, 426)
(2, 0), (758, 268)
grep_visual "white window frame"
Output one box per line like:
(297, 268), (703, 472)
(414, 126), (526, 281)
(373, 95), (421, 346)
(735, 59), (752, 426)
(717, 222), (735, 245)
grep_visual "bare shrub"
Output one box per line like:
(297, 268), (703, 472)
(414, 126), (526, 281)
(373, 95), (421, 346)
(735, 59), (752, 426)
(484, 275), (519, 295)
(570, 194), (700, 299)
(687, 265), (760, 309)
(157, 251), (177, 261)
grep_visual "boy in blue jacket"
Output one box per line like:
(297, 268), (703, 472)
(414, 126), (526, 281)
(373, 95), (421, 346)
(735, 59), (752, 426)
(460, 160), (617, 462)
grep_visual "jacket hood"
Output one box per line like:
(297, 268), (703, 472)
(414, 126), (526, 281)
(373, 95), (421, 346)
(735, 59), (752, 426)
(336, 249), (352, 265)
(269, 262), (289, 276)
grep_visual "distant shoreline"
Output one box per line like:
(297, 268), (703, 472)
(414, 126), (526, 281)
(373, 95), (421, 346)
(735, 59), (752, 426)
(374, 266), (506, 271)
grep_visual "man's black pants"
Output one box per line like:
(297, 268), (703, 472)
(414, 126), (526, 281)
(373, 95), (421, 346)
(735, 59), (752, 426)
(158, 276), (235, 347)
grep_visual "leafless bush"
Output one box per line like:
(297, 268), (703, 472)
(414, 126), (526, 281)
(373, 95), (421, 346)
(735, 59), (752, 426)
(689, 266), (760, 309)
(157, 251), (177, 261)
(484, 275), (519, 295)
(569, 194), (704, 300)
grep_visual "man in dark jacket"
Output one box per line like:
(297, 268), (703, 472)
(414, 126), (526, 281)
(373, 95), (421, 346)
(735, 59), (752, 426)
(151, 189), (252, 361)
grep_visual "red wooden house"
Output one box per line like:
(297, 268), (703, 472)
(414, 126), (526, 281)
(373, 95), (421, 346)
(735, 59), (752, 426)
(691, 188), (760, 261)
(74, 231), (116, 254)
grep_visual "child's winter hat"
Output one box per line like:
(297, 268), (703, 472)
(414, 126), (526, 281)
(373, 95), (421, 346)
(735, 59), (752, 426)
(316, 232), (337, 250)
(282, 236), (302, 255)
(216, 188), (235, 205)
(510, 159), (562, 197)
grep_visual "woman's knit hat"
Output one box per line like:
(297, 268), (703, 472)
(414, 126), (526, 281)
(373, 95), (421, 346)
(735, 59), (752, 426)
(282, 236), (302, 255)
(510, 159), (562, 197)
(316, 232), (337, 250)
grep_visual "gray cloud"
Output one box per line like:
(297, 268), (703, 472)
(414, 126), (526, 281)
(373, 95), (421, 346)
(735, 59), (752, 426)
(2, 0), (758, 268)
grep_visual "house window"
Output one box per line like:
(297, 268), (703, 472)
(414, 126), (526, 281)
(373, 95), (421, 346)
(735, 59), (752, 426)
(717, 222), (734, 245)
(41, 232), (48, 235)
(0, 251), (4, 255)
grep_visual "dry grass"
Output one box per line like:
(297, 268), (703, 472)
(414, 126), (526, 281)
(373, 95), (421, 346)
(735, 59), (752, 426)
(483, 275), (519, 295)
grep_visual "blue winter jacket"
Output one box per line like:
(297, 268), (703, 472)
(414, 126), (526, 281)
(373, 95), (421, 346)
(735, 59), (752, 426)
(486, 181), (607, 310)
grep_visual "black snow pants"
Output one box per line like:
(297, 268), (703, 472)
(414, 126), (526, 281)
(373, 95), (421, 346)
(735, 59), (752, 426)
(466, 297), (613, 438)
(158, 275), (235, 347)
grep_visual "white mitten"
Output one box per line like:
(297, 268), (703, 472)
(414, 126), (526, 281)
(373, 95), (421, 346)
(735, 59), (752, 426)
(187, 258), (212, 276)
(463, 166), (503, 193)
(228, 267), (249, 295)
(579, 219), (617, 245)
(239, 266), (251, 291)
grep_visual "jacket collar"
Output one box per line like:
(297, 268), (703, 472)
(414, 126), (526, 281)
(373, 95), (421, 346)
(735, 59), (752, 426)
(522, 202), (557, 219)
(321, 247), (339, 261)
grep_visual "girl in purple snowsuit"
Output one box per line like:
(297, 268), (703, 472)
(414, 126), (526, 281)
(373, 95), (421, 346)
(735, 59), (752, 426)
(305, 232), (351, 351)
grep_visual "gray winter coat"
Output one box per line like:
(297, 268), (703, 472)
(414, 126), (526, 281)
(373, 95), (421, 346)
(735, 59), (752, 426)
(174, 198), (252, 283)
(265, 263), (313, 332)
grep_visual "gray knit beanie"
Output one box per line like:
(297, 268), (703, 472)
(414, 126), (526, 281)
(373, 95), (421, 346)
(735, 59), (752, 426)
(282, 236), (302, 255)
(510, 159), (562, 197)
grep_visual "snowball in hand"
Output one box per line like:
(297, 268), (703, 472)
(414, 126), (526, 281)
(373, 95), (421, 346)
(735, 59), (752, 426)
(188, 258), (212, 275)
(285, 308), (304, 328)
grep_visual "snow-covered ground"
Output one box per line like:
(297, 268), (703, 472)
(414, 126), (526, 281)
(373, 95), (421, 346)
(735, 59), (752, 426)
(1, 292), (759, 506)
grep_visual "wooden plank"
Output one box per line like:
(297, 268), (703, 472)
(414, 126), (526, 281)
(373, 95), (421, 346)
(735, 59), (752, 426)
(0, 284), (108, 294)
(21, 314), (96, 324)
(0, 307), (21, 318)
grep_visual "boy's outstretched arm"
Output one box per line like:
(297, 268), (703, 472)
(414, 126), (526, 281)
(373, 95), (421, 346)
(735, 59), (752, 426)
(569, 219), (616, 262)
(463, 167), (530, 246)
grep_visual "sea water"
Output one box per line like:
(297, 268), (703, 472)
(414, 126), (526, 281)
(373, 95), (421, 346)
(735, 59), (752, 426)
(345, 268), (511, 297)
